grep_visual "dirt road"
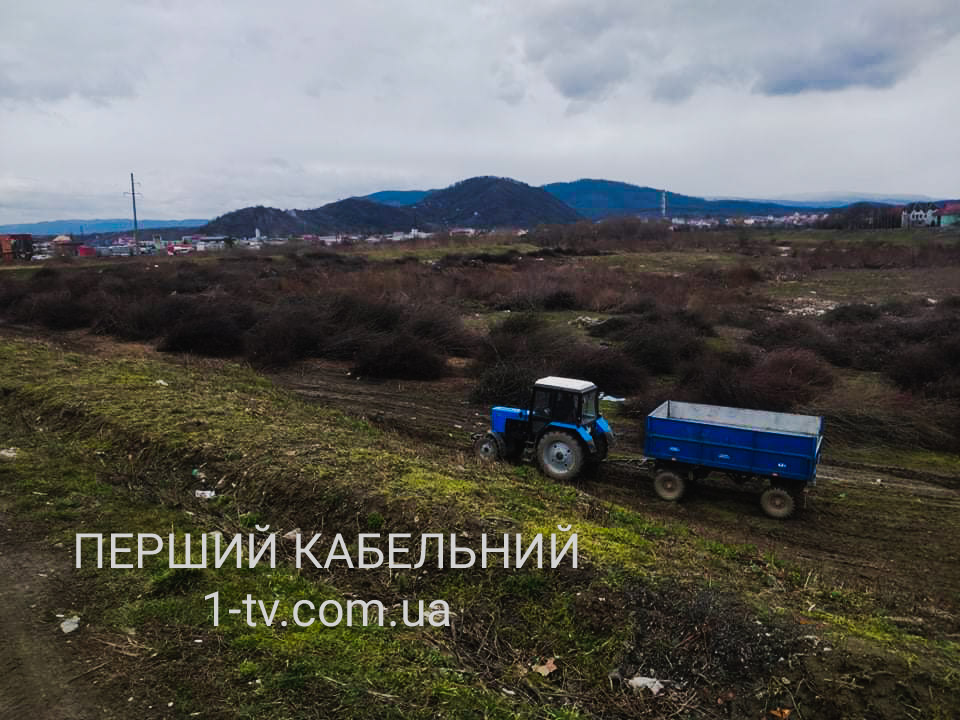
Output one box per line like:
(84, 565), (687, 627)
(0, 517), (111, 719)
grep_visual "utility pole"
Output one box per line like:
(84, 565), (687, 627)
(661, 189), (667, 219)
(125, 172), (140, 255)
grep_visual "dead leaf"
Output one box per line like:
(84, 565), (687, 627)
(532, 657), (557, 676)
(769, 709), (792, 719)
(717, 690), (736, 705)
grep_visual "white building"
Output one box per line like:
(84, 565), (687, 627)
(901, 202), (939, 227)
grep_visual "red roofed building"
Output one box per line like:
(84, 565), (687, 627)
(940, 202), (960, 227)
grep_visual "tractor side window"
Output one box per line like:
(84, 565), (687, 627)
(553, 392), (578, 424)
(582, 391), (598, 423)
(532, 390), (552, 418)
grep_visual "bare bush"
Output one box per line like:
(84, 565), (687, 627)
(470, 362), (539, 406)
(351, 334), (449, 380)
(158, 300), (257, 357)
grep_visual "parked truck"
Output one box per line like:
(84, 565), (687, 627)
(644, 400), (823, 519)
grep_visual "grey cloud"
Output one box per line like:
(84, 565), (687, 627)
(751, 5), (960, 96)
(517, 0), (960, 104)
(755, 46), (906, 95)
(541, 47), (632, 102)
(1, 1), (958, 222)
(519, 0), (644, 102)
(0, 4), (148, 104)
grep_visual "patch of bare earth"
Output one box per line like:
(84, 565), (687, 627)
(0, 513), (117, 719)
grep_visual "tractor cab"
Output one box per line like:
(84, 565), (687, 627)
(474, 376), (614, 481)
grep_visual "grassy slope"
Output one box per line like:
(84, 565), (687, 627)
(1, 337), (957, 718)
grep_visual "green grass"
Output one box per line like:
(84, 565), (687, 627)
(354, 242), (539, 262)
(1, 335), (958, 716)
(764, 266), (960, 304)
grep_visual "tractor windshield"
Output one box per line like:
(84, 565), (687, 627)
(581, 390), (598, 424)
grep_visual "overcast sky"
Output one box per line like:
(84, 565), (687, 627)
(1, 0), (958, 222)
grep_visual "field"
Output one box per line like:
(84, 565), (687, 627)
(1, 223), (958, 719)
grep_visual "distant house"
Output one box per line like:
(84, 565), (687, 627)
(939, 202), (960, 227)
(901, 202), (939, 227)
(52, 233), (86, 257)
(0, 233), (32, 262)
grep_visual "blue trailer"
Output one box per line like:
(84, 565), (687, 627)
(644, 401), (824, 518)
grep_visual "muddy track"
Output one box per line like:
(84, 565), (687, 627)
(275, 360), (960, 624)
(0, 516), (113, 719)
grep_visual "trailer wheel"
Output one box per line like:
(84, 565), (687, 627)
(760, 487), (795, 519)
(537, 431), (584, 481)
(654, 470), (687, 502)
(473, 432), (503, 463)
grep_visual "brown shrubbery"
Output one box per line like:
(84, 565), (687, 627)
(748, 318), (852, 366)
(474, 313), (646, 397)
(588, 308), (711, 375)
(351, 334), (449, 380)
(1, 232), (958, 456)
(158, 300), (257, 357)
(469, 362), (539, 406)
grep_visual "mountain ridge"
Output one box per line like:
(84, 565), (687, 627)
(9, 178), (956, 238)
(0, 218), (208, 234)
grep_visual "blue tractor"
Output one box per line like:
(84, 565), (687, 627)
(473, 376), (615, 481)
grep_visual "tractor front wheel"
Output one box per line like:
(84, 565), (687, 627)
(473, 432), (503, 463)
(537, 431), (584, 481)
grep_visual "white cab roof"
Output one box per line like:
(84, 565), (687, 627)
(535, 376), (597, 393)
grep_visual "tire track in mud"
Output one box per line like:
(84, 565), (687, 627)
(0, 523), (110, 719)
(275, 361), (960, 620)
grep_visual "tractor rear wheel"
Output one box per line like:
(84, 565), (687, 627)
(537, 431), (584, 481)
(654, 470), (687, 502)
(473, 432), (503, 463)
(760, 486), (796, 519)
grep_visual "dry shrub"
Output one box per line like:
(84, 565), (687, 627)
(324, 292), (406, 333)
(169, 263), (219, 294)
(748, 318), (851, 366)
(470, 362), (538, 406)
(823, 303), (882, 325)
(807, 382), (960, 452)
(530, 217), (672, 253)
(725, 263), (766, 286)
(12, 290), (101, 330)
(29, 266), (62, 290)
(95, 295), (193, 341)
(557, 345), (647, 396)
(477, 313), (571, 367)
(244, 306), (324, 367)
(886, 336), (960, 399)
(539, 288), (580, 311)
(474, 312), (646, 396)
(628, 348), (833, 415)
(695, 263), (765, 287)
(587, 308), (710, 375)
(623, 321), (704, 375)
(833, 313), (960, 372)
(158, 300), (257, 357)
(878, 299), (923, 318)
(351, 334), (448, 380)
(743, 349), (835, 408)
(405, 305), (478, 357)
